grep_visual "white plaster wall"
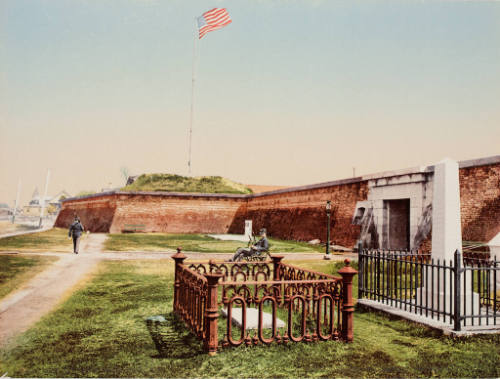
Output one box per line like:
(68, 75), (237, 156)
(367, 173), (432, 250)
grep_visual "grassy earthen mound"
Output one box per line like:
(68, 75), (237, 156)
(121, 174), (252, 194)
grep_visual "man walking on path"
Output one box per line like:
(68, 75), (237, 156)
(68, 216), (84, 254)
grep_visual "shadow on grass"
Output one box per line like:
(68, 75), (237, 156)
(146, 312), (204, 359)
(355, 304), (442, 338)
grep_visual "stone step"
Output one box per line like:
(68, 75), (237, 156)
(221, 307), (286, 330)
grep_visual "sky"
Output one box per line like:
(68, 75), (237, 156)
(1, 0), (499, 206)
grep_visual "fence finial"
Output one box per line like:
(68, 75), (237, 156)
(173, 247), (186, 260)
(172, 247), (187, 314)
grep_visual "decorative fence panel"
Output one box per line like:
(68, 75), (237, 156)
(220, 278), (342, 347)
(358, 243), (499, 331)
(172, 249), (357, 355)
(188, 260), (274, 282)
(173, 263), (208, 339)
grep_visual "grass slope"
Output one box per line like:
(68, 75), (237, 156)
(104, 233), (325, 253)
(1, 259), (499, 378)
(0, 228), (74, 253)
(0, 255), (58, 299)
(121, 174), (252, 194)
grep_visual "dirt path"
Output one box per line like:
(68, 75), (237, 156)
(0, 234), (355, 347)
(0, 233), (107, 347)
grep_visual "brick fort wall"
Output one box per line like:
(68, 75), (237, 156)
(110, 193), (246, 234)
(56, 158), (500, 247)
(229, 180), (368, 248)
(56, 192), (247, 235)
(55, 194), (117, 233)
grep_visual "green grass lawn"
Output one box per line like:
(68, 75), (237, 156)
(0, 228), (74, 253)
(0, 254), (58, 299)
(1, 259), (498, 378)
(104, 233), (326, 254)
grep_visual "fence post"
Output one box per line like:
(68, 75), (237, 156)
(172, 247), (187, 313)
(454, 249), (462, 332)
(357, 241), (363, 299)
(376, 251), (381, 301)
(339, 259), (358, 342)
(271, 255), (284, 281)
(204, 271), (223, 355)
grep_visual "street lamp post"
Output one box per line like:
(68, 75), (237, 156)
(324, 200), (332, 260)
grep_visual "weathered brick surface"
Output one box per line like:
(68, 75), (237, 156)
(230, 182), (368, 248)
(55, 195), (117, 232)
(460, 164), (500, 242)
(109, 194), (246, 234)
(55, 162), (499, 247)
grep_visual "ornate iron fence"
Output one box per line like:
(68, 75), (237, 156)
(357, 243), (500, 331)
(172, 248), (357, 355)
(173, 263), (208, 339)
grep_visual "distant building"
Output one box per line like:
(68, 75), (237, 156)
(23, 188), (71, 216)
(0, 203), (11, 216)
(50, 191), (71, 209)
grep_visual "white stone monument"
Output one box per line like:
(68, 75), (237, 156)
(416, 158), (479, 324)
(488, 232), (500, 258)
(431, 158), (462, 260)
(244, 220), (253, 241)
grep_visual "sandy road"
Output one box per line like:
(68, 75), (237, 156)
(0, 234), (106, 347)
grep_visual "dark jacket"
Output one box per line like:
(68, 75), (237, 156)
(253, 237), (269, 252)
(69, 221), (84, 238)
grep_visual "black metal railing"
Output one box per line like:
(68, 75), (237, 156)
(357, 242), (499, 331)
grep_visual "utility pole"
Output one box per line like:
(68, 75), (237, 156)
(12, 179), (21, 224)
(39, 169), (50, 228)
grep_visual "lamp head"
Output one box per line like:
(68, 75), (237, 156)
(326, 200), (332, 214)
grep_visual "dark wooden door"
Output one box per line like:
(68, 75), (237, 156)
(387, 199), (410, 250)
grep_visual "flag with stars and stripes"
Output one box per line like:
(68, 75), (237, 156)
(197, 8), (232, 39)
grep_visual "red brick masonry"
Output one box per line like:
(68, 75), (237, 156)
(56, 158), (500, 247)
(460, 162), (500, 242)
(57, 192), (247, 234)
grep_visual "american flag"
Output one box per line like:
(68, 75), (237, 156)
(197, 8), (232, 39)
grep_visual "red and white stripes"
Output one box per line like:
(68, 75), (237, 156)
(198, 8), (232, 39)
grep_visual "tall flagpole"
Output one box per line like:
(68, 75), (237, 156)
(188, 18), (199, 176)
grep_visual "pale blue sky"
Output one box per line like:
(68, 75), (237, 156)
(1, 0), (499, 204)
